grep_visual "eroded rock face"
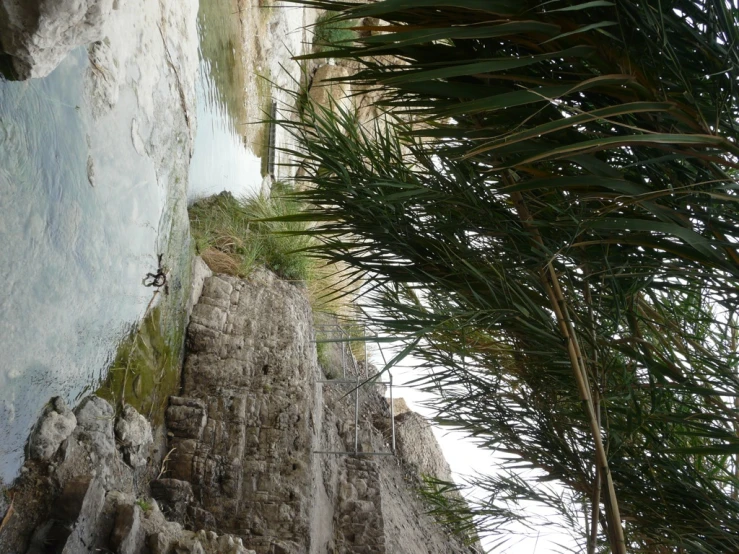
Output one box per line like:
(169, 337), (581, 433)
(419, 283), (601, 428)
(0, 0), (115, 79)
(394, 410), (454, 483)
(163, 270), (317, 553)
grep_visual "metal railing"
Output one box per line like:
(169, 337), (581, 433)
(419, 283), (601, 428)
(313, 323), (396, 457)
(267, 100), (277, 178)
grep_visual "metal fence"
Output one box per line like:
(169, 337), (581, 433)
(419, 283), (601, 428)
(313, 323), (396, 457)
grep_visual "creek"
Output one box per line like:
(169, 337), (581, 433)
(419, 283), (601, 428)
(0, 0), (263, 485)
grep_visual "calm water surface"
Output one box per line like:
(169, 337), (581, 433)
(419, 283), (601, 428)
(188, 0), (264, 201)
(0, 0), (258, 484)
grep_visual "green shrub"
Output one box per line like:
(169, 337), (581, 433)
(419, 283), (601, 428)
(189, 189), (312, 281)
(313, 11), (357, 53)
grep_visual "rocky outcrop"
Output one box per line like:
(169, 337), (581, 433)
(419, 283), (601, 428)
(0, 394), (255, 554)
(156, 270), (479, 554)
(116, 404), (155, 468)
(161, 270), (316, 554)
(394, 410), (454, 483)
(1, 268), (480, 554)
(0, 0), (115, 79)
(28, 397), (77, 460)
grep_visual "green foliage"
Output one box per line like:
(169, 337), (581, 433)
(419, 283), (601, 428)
(315, 339), (329, 367)
(417, 477), (481, 546)
(97, 306), (183, 426)
(189, 189), (312, 281)
(135, 498), (153, 512)
(280, 0), (739, 551)
(313, 11), (358, 52)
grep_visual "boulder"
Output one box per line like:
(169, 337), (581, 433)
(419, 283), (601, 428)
(0, 0), (116, 79)
(29, 397), (76, 460)
(74, 395), (116, 458)
(115, 404), (153, 468)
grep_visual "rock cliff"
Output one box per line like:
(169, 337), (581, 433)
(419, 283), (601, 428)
(0, 268), (480, 554)
(155, 269), (478, 554)
(0, 0), (115, 79)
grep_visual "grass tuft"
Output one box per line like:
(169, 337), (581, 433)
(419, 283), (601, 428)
(313, 11), (358, 53)
(189, 189), (311, 281)
(189, 188), (364, 317)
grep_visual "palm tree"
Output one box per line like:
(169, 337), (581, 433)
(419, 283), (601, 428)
(280, 1), (739, 551)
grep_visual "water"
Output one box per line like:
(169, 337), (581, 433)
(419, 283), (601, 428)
(0, 50), (164, 484)
(0, 0), (272, 488)
(188, 0), (265, 201)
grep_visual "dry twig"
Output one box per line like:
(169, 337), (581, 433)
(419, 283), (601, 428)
(0, 493), (15, 534)
(156, 448), (177, 480)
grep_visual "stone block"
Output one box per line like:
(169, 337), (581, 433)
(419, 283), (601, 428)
(29, 397), (77, 460)
(115, 405), (153, 468)
(150, 479), (194, 523)
(167, 398), (207, 440)
(187, 505), (216, 531)
(110, 503), (144, 554)
(74, 396), (116, 458)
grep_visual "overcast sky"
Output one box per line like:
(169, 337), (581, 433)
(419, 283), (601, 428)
(387, 356), (582, 554)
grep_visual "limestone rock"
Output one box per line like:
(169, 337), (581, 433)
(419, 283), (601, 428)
(0, 0), (116, 80)
(309, 64), (353, 113)
(186, 256), (213, 323)
(165, 272), (317, 553)
(74, 395), (116, 458)
(145, 524), (255, 554)
(110, 503), (144, 554)
(166, 397), (207, 440)
(150, 479), (194, 523)
(29, 397), (77, 460)
(394, 411), (453, 483)
(115, 404), (153, 468)
(390, 397), (410, 417)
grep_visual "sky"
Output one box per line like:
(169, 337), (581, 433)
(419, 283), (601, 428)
(384, 355), (582, 554)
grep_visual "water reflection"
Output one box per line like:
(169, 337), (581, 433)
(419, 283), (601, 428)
(0, 0), (265, 485)
(188, 0), (265, 201)
(0, 50), (160, 485)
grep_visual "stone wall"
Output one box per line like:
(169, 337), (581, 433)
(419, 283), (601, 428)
(334, 457), (385, 554)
